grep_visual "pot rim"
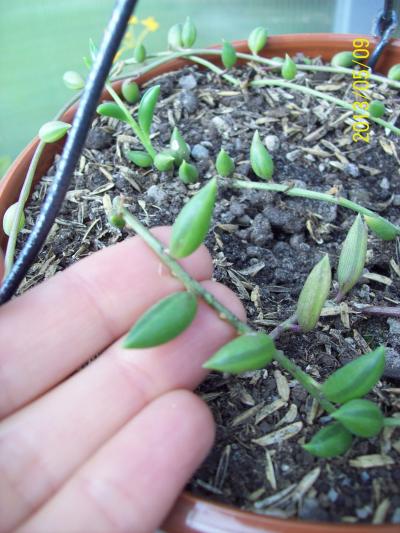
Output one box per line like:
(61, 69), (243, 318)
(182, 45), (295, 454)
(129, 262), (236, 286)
(1, 33), (399, 532)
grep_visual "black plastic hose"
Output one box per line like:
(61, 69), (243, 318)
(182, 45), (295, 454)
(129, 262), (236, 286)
(0, 0), (138, 305)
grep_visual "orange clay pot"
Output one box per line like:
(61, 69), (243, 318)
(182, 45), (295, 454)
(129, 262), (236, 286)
(1, 34), (399, 532)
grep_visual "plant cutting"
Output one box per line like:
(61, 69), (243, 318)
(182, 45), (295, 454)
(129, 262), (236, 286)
(1, 11), (400, 532)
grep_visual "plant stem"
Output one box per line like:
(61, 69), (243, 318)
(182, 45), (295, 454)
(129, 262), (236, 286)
(250, 78), (400, 136)
(226, 178), (400, 236)
(122, 206), (335, 414)
(269, 313), (299, 340)
(353, 305), (400, 319)
(3, 140), (46, 279)
(383, 417), (400, 427)
(105, 83), (157, 158)
(186, 55), (240, 86)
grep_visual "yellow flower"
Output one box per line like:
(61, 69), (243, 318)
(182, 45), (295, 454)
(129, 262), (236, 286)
(141, 16), (159, 32)
(128, 15), (138, 25)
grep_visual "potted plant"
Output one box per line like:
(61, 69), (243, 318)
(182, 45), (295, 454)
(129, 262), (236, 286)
(1, 19), (400, 532)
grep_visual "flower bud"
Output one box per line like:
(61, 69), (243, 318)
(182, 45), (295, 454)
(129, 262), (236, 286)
(247, 27), (268, 55)
(250, 130), (274, 180)
(170, 127), (190, 164)
(3, 203), (25, 236)
(168, 23), (183, 49)
(296, 255), (331, 332)
(221, 40), (237, 69)
(281, 54), (297, 80)
(63, 71), (84, 90)
(331, 51), (354, 68)
(216, 149), (235, 176)
(38, 121), (71, 143)
(179, 160), (199, 184)
(337, 214), (367, 296)
(134, 43), (146, 63)
(121, 80), (140, 104)
(181, 16), (197, 48)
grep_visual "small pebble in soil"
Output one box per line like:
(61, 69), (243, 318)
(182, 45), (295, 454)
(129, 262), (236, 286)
(380, 177), (390, 190)
(299, 498), (329, 521)
(191, 144), (210, 161)
(178, 73), (197, 90)
(264, 134), (280, 152)
(344, 163), (360, 178)
(179, 90), (198, 113)
(249, 214), (273, 246)
(85, 128), (113, 150)
(146, 185), (167, 206)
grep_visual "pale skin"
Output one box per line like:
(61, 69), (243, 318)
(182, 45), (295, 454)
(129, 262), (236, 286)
(0, 227), (245, 533)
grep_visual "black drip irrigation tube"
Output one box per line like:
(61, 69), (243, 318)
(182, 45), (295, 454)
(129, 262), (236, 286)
(0, 0), (138, 305)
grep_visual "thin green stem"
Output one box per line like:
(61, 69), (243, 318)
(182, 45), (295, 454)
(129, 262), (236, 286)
(105, 83), (156, 158)
(3, 140), (46, 278)
(226, 178), (400, 236)
(251, 78), (400, 136)
(269, 313), (298, 340)
(383, 417), (400, 427)
(186, 55), (240, 86)
(122, 206), (336, 414)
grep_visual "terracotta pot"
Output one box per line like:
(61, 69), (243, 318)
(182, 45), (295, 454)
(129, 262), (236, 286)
(1, 34), (399, 532)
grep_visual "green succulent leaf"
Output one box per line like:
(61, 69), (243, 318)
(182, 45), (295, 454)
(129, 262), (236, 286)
(169, 178), (217, 258)
(182, 16), (197, 48)
(170, 127), (190, 164)
(63, 70), (84, 90)
(3, 203), (25, 236)
(121, 80), (140, 104)
(134, 43), (146, 63)
(97, 102), (128, 123)
(109, 213), (126, 229)
(125, 150), (153, 168)
(303, 422), (353, 458)
(281, 54), (297, 80)
(250, 130), (274, 180)
(168, 23), (183, 49)
(38, 121), (71, 143)
(138, 85), (160, 136)
(248, 27), (268, 55)
(221, 40), (237, 69)
(296, 254), (331, 333)
(364, 214), (399, 240)
(331, 51), (354, 68)
(154, 152), (175, 172)
(216, 149), (235, 177)
(337, 214), (368, 296)
(203, 333), (276, 374)
(388, 64), (400, 81)
(179, 160), (199, 184)
(321, 346), (386, 403)
(332, 399), (384, 437)
(124, 291), (198, 348)
(368, 100), (386, 118)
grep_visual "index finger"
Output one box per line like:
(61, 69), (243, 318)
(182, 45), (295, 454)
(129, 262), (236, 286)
(0, 227), (213, 417)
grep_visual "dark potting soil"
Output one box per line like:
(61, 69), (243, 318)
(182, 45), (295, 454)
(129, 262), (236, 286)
(18, 59), (400, 524)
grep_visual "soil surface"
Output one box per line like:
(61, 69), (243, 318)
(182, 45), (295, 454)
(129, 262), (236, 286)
(18, 57), (400, 524)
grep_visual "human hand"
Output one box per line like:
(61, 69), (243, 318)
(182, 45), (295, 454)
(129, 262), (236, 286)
(0, 227), (244, 533)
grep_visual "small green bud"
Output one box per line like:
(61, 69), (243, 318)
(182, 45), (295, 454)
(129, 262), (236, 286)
(322, 346), (386, 404)
(138, 85), (160, 136)
(337, 214), (367, 297)
(296, 255), (331, 332)
(134, 43), (146, 63)
(388, 64), (400, 81)
(168, 23), (183, 49)
(203, 333), (276, 374)
(250, 130), (274, 180)
(332, 399), (384, 438)
(154, 152), (175, 172)
(38, 121), (71, 143)
(97, 102), (128, 123)
(331, 51), (354, 68)
(303, 423), (353, 458)
(216, 149), (235, 177)
(170, 178), (217, 258)
(124, 291), (198, 348)
(109, 213), (126, 229)
(281, 54), (297, 80)
(364, 214), (399, 240)
(368, 100), (386, 118)
(181, 16), (197, 48)
(3, 203), (25, 236)
(125, 150), (153, 168)
(63, 70), (84, 90)
(221, 40), (237, 69)
(170, 127), (190, 164)
(179, 160), (199, 184)
(247, 27), (268, 55)
(121, 80), (140, 104)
